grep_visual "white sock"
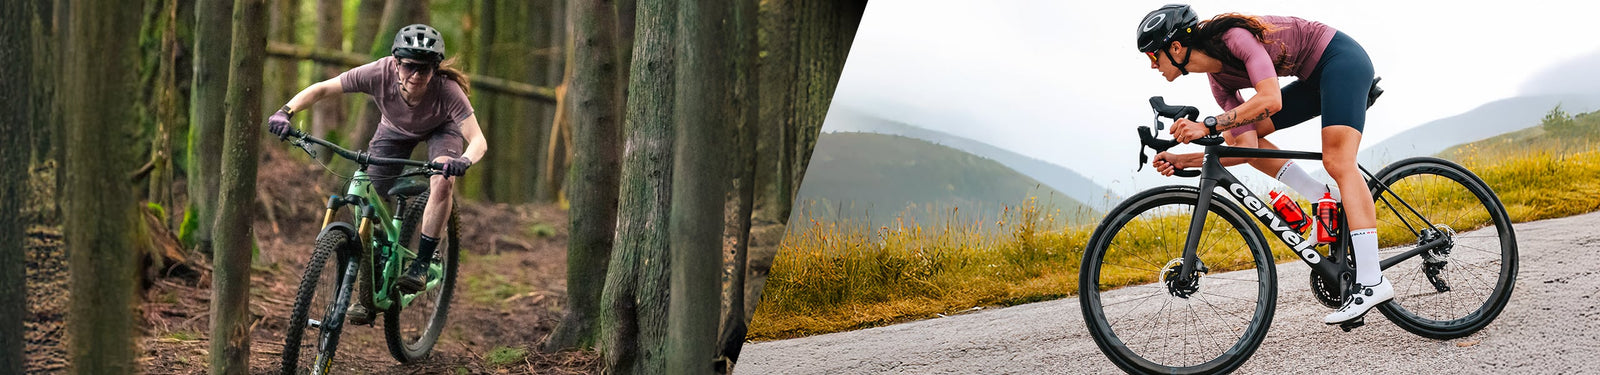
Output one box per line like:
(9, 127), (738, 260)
(1275, 160), (1334, 201)
(1351, 228), (1381, 285)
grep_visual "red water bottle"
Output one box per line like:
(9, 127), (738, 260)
(1268, 190), (1310, 234)
(1315, 192), (1339, 244)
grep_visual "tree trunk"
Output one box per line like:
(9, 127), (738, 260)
(668, 0), (731, 372)
(747, 0), (796, 330)
(137, 0), (184, 221)
(741, 0), (866, 331)
(614, 0), (637, 84)
(537, 0), (568, 202)
(596, 0), (674, 369)
(267, 0), (300, 114)
(210, 0), (266, 373)
(0, 0), (35, 371)
(545, 0), (622, 351)
(188, 0), (235, 255)
(309, 0), (343, 163)
(716, 0), (759, 370)
(347, 0), (419, 150)
(63, 0), (143, 372)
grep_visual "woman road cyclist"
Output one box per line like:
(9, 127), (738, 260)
(1136, 4), (1389, 325)
(266, 24), (486, 324)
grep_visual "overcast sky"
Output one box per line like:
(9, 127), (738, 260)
(825, 0), (1600, 196)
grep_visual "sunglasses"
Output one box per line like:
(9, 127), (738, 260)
(399, 61), (439, 75)
(1146, 51), (1160, 65)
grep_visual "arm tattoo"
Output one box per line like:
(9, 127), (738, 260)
(1215, 108), (1275, 132)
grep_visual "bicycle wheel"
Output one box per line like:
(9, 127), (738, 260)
(396, 190), (430, 250)
(1080, 186), (1277, 375)
(1370, 157), (1516, 339)
(281, 226), (357, 375)
(384, 207), (460, 362)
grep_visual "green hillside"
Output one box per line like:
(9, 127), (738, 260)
(1439, 105), (1600, 160)
(794, 132), (1096, 231)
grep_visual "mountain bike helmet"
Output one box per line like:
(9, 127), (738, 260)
(392, 24), (446, 63)
(1136, 4), (1199, 53)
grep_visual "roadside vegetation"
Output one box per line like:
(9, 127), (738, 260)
(750, 106), (1600, 340)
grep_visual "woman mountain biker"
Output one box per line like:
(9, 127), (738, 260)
(267, 24), (485, 324)
(1136, 4), (1389, 325)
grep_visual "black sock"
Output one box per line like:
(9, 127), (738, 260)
(413, 234), (439, 272)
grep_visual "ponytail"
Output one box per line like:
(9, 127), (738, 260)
(436, 57), (471, 95)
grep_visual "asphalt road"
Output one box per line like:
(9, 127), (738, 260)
(739, 211), (1600, 374)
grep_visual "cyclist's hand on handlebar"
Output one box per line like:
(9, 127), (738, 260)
(267, 106), (294, 139)
(442, 156), (473, 177)
(1169, 118), (1208, 144)
(1152, 151), (1201, 176)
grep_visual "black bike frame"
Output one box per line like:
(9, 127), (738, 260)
(1174, 141), (1454, 287)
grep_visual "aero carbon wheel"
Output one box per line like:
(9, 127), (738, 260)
(384, 208), (460, 362)
(282, 226), (358, 375)
(1370, 157), (1517, 339)
(1080, 186), (1277, 375)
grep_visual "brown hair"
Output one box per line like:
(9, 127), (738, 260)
(435, 57), (471, 95)
(1187, 13), (1293, 73)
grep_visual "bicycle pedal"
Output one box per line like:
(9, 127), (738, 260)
(308, 319), (323, 329)
(1337, 317), (1365, 332)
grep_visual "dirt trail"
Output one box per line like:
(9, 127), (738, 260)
(740, 211), (1600, 374)
(131, 146), (598, 374)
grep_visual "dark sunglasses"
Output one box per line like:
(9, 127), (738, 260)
(1145, 51), (1160, 65)
(400, 61), (439, 74)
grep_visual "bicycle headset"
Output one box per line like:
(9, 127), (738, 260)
(1136, 4), (1200, 76)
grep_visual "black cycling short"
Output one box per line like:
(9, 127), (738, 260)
(1269, 31), (1374, 133)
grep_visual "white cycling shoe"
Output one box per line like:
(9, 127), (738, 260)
(1324, 277), (1393, 325)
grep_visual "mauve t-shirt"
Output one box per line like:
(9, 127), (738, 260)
(340, 56), (474, 138)
(1207, 15), (1336, 112)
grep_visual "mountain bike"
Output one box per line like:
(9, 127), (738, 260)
(274, 128), (460, 375)
(1078, 96), (1518, 374)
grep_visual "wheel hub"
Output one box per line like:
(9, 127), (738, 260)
(1159, 258), (1207, 299)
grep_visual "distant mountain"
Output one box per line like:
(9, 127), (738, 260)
(1360, 93), (1600, 167)
(824, 108), (1121, 210)
(795, 132), (1096, 229)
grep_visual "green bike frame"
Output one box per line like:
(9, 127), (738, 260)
(320, 168), (441, 311)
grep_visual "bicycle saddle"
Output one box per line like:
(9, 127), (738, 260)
(388, 178), (428, 198)
(1367, 77), (1383, 108)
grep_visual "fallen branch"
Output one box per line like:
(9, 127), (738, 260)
(265, 41), (558, 102)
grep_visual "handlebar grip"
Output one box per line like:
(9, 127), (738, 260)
(1173, 169), (1200, 178)
(1149, 96), (1200, 121)
(428, 162), (446, 171)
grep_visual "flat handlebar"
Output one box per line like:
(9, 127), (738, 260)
(282, 128), (445, 171)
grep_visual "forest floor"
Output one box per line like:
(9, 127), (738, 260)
(136, 145), (599, 374)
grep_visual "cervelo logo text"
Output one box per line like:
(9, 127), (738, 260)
(1142, 14), (1166, 32)
(1226, 183), (1321, 264)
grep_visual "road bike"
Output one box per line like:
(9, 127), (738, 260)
(1078, 96), (1518, 374)
(274, 128), (460, 375)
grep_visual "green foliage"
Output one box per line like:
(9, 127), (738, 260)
(1540, 104), (1582, 139)
(146, 201), (167, 222)
(483, 346), (528, 368)
(527, 222), (557, 238)
(178, 204), (198, 247)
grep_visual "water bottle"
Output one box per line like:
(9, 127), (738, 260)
(1315, 191), (1339, 244)
(1268, 190), (1310, 234)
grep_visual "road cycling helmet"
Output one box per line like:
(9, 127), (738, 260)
(392, 24), (446, 63)
(1136, 4), (1199, 53)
